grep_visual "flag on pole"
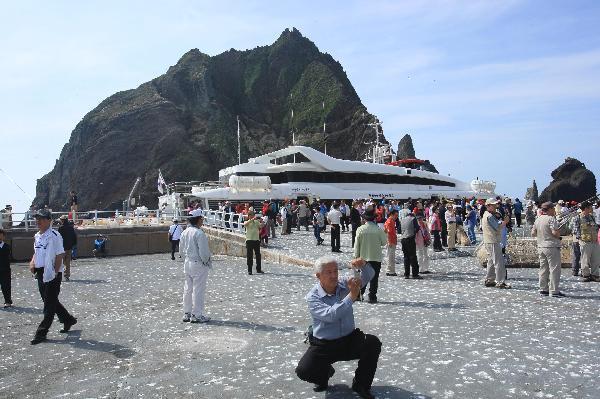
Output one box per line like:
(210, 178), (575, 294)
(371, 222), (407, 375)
(157, 169), (166, 194)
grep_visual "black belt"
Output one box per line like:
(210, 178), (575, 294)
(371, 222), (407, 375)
(310, 328), (359, 345)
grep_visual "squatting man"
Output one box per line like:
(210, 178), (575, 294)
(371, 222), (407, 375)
(296, 256), (381, 399)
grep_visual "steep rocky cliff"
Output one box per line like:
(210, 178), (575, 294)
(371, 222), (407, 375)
(34, 28), (386, 210)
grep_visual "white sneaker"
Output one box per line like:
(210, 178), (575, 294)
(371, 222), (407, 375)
(182, 313), (191, 322)
(191, 314), (210, 323)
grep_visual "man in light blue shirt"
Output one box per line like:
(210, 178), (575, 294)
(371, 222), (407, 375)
(295, 256), (381, 399)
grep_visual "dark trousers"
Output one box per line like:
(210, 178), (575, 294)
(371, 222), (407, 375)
(246, 240), (262, 273)
(286, 215), (292, 234)
(299, 217), (309, 231)
(401, 237), (419, 277)
(34, 269), (75, 338)
(432, 230), (443, 250)
(351, 224), (359, 248)
(515, 212), (522, 227)
(441, 224), (448, 247)
(330, 224), (340, 251)
(314, 224), (322, 242)
(0, 268), (11, 304)
(170, 239), (179, 259)
(296, 329), (381, 389)
(572, 241), (581, 274)
(361, 261), (381, 300)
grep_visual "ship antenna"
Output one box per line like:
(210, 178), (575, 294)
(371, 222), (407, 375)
(322, 101), (327, 155)
(237, 115), (241, 165)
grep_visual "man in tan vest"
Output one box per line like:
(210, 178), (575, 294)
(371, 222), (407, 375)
(482, 198), (510, 288)
(572, 201), (600, 282)
(531, 202), (564, 297)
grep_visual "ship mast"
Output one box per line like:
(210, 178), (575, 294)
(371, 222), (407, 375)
(237, 115), (241, 165)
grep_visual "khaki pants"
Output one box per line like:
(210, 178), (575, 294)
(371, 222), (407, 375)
(386, 244), (396, 274)
(63, 251), (72, 279)
(538, 247), (561, 293)
(447, 222), (457, 249)
(485, 243), (506, 284)
(580, 240), (600, 277)
(416, 245), (429, 272)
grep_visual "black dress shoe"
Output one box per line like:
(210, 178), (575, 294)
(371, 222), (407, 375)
(412, 275), (423, 279)
(420, 271), (431, 274)
(30, 336), (47, 345)
(368, 296), (377, 304)
(539, 290), (549, 296)
(313, 365), (335, 392)
(352, 384), (375, 399)
(385, 273), (397, 276)
(256, 270), (264, 274)
(60, 318), (77, 333)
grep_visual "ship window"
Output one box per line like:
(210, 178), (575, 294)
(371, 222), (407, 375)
(235, 171), (455, 187)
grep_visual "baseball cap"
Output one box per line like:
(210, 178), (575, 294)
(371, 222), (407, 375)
(541, 201), (554, 210)
(34, 209), (52, 219)
(189, 209), (204, 218)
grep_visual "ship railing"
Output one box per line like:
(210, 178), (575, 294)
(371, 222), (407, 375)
(2, 209), (249, 235)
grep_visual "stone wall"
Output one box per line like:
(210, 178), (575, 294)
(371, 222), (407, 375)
(475, 237), (574, 267)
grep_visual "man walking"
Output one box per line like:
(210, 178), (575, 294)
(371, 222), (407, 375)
(327, 203), (343, 252)
(445, 203), (457, 251)
(354, 208), (387, 303)
(297, 200), (311, 231)
(29, 209), (77, 345)
(168, 219), (183, 260)
(482, 198), (510, 289)
(531, 202), (564, 297)
(243, 210), (263, 275)
(572, 201), (600, 282)
(58, 215), (77, 281)
(400, 209), (421, 279)
(383, 209), (398, 276)
(179, 209), (212, 323)
(295, 256), (381, 399)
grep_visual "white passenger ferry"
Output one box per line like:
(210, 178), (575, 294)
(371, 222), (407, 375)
(159, 145), (496, 211)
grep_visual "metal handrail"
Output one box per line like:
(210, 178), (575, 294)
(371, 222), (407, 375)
(1, 209), (251, 235)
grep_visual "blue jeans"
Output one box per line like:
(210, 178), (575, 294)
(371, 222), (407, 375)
(467, 222), (476, 243)
(313, 224), (322, 242)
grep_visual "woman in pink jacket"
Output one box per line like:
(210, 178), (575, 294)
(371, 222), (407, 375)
(429, 206), (443, 252)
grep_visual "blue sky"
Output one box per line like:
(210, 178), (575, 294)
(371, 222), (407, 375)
(1, 1), (599, 214)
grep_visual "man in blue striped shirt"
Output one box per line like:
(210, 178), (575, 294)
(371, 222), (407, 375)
(295, 256), (381, 399)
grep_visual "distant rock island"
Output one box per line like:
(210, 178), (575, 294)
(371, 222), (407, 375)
(539, 157), (597, 203)
(33, 28), (387, 211)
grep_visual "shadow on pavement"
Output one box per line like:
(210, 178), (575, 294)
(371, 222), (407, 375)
(47, 330), (135, 359)
(67, 279), (108, 284)
(2, 306), (43, 314)
(325, 384), (432, 399)
(376, 301), (466, 309)
(210, 319), (298, 333)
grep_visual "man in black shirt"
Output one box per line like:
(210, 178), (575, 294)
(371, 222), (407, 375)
(0, 229), (12, 307)
(58, 215), (77, 281)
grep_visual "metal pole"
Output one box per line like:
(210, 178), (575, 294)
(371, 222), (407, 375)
(237, 115), (241, 165)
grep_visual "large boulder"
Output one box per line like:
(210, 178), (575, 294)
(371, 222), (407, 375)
(539, 158), (597, 203)
(524, 180), (539, 202)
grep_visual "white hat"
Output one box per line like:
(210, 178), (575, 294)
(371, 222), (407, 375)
(485, 198), (499, 206)
(189, 209), (204, 217)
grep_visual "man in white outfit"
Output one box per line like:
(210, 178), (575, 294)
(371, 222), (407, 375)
(179, 209), (212, 323)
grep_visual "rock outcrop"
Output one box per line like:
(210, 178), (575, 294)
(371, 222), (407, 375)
(525, 180), (539, 202)
(397, 134), (416, 159)
(539, 158), (597, 203)
(33, 28), (387, 211)
(395, 133), (438, 173)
